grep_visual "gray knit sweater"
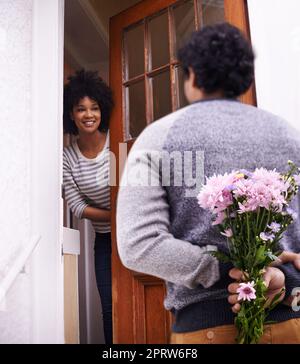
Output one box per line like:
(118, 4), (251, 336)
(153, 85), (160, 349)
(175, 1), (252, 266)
(117, 99), (300, 332)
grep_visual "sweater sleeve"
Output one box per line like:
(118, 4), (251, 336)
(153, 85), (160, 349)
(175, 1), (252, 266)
(116, 129), (228, 290)
(277, 263), (300, 299)
(276, 193), (300, 299)
(277, 193), (300, 299)
(63, 151), (89, 219)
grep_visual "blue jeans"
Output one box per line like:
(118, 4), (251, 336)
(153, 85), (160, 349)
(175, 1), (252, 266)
(94, 232), (112, 344)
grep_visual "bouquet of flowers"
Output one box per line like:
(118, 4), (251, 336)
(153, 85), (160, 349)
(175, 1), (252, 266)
(197, 161), (300, 344)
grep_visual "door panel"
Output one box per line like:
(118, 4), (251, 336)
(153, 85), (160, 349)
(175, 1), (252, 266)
(63, 227), (80, 344)
(110, 0), (255, 343)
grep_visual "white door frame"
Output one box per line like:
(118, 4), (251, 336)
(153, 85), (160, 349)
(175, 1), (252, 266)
(31, 0), (65, 344)
(247, 0), (300, 131)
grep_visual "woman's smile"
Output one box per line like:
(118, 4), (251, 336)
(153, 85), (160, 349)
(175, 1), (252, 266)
(82, 120), (96, 127)
(72, 96), (101, 134)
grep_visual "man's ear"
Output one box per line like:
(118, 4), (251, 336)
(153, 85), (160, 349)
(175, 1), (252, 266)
(188, 67), (196, 87)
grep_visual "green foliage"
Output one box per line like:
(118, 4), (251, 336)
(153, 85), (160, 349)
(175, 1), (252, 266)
(206, 250), (231, 263)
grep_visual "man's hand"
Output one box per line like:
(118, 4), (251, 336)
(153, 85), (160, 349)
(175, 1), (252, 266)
(227, 267), (286, 313)
(270, 251), (300, 270)
(270, 251), (300, 307)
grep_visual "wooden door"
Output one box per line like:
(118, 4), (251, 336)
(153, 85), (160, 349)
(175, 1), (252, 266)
(63, 227), (80, 344)
(110, 0), (255, 344)
(63, 63), (80, 344)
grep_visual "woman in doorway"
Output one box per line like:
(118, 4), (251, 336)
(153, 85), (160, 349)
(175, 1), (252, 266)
(63, 70), (114, 344)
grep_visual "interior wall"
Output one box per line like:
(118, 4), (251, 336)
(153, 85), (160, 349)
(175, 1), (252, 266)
(88, 0), (141, 35)
(0, 0), (32, 289)
(0, 0), (65, 344)
(0, 0), (33, 344)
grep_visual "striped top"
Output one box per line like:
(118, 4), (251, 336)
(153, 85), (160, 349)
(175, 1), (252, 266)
(63, 133), (111, 233)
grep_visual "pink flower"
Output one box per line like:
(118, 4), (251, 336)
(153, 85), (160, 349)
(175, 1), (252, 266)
(221, 228), (233, 238)
(212, 212), (226, 226)
(267, 222), (281, 233)
(237, 281), (257, 302)
(233, 168), (288, 213)
(260, 232), (275, 242)
(198, 172), (237, 213)
(252, 168), (282, 186)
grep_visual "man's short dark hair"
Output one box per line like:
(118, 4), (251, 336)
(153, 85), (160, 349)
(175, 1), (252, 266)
(178, 22), (255, 98)
(63, 69), (114, 135)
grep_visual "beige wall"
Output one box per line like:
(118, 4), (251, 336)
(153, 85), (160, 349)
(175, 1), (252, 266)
(89, 0), (140, 35)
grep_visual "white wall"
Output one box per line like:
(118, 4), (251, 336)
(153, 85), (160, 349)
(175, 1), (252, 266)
(248, 0), (300, 131)
(0, 0), (65, 343)
(0, 0), (32, 292)
(0, 0), (33, 344)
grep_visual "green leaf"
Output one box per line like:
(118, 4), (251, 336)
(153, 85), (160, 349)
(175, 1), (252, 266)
(253, 245), (266, 266)
(266, 288), (285, 311)
(265, 251), (278, 261)
(205, 250), (231, 263)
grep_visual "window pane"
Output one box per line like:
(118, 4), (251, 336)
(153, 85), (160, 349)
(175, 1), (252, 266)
(175, 66), (189, 109)
(149, 12), (170, 70)
(126, 81), (147, 139)
(152, 70), (172, 120)
(202, 0), (225, 26)
(124, 23), (144, 80)
(173, 0), (195, 58)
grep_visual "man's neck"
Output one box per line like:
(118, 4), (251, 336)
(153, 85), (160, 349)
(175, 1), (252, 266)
(190, 90), (225, 104)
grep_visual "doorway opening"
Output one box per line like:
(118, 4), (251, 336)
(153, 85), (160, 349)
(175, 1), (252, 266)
(63, 0), (140, 344)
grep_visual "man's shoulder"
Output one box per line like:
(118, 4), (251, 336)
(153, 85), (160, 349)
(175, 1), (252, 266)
(250, 105), (300, 138)
(132, 105), (191, 151)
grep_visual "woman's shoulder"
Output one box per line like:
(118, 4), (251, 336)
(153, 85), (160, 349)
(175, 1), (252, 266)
(63, 142), (79, 167)
(104, 130), (110, 149)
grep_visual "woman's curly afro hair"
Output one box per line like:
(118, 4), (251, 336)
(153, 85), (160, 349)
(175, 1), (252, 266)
(178, 22), (255, 98)
(63, 69), (114, 135)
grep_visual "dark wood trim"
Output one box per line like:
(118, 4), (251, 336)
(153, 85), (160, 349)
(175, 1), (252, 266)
(168, 6), (175, 62)
(144, 19), (153, 124)
(110, 14), (133, 343)
(123, 74), (145, 87)
(124, 63), (182, 86)
(195, 0), (202, 30)
(224, 0), (256, 106)
(111, 0), (181, 30)
(148, 64), (171, 77)
(224, 0), (249, 37)
(133, 277), (172, 343)
(132, 271), (165, 283)
(168, 6), (177, 111)
(133, 277), (146, 343)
